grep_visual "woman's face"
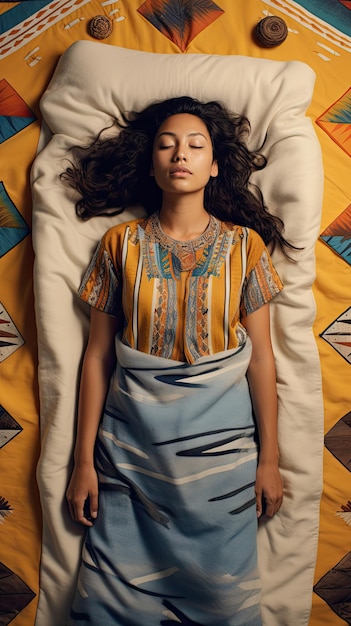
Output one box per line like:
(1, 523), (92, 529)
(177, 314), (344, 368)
(151, 113), (218, 196)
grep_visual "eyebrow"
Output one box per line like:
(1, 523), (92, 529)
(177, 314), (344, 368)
(156, 131), (208, 140)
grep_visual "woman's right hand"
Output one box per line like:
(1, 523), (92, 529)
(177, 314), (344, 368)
(66, 462), (99, 527)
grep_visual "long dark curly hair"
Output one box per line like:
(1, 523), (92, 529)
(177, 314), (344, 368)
(62, 96), (293, 255)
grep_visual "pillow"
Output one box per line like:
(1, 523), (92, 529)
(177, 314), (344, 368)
(41, 40), (316, 148)
(31, 42), (324, 626)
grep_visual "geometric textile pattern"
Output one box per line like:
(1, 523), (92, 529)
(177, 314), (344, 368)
(0, 303), (24, 363)
(137, 0), (224, 51)
(336, 500), (351, 528)
(0, 0), (92, 60)
(0, 181), (30, 258)
(0, 1), (53, 36)
(292, 0), (351, 36)
(0, 496), (13, 525)
(320, 306), (351, 364)
(320, 203), (351, 266)
(316, 87), (351, 157)
(0, 405), (22, 450)
(0, 79), (36, 144)
(324, 411), (351, 471)
(0, 561), (36, 626)
(313, 551), (351, 624)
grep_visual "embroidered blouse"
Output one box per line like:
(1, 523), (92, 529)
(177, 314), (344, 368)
(78, 214), (283, 364)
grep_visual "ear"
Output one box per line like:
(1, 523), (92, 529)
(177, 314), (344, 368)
(211, 160), (218, 178)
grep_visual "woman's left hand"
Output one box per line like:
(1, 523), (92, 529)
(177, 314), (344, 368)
(255, 461), (283, 518)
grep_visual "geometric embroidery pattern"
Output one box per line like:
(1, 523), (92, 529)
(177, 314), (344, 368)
(0, 0), (92, 60)
(324, 411), (351, 471)
(0, 496), (13, 525)
(335, 500), (351, 528)
(293, 0), (351, 36)
(260, 1), (351, 54)
(316, 87), (351, 157)
(0, 405), (22, 449)
(0, 561), (36, 625)
(313, 551), (351, 624)
(137, 0), (224, 51)
(0, 79), (36, 144)
(320, 204), (351, 266)
(0, 303), (24, 363)
(320, 307), (351, 364)
(0, 182), (30, 258)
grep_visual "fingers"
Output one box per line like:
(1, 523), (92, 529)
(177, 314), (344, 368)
(255, 464), (283, 519)
(256, 489), (283, 519)
(256, 488), (263, 518)
(66, 489), (98, 527)
(67, 494), (92, 527)
(89, 492), (99, 521)
(262, 495), (283, 518)
(66, 467), (99, 526)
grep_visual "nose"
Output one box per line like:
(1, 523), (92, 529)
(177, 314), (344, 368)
(173, 148), (187, 162)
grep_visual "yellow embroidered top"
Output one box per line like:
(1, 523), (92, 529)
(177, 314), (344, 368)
(79, 214), (283, 364)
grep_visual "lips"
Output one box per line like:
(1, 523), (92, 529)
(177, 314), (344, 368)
(169, 166), (192, 174)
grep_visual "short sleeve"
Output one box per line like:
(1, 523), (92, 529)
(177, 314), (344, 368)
(240, 230), (283, 318)
(78, 231), (121, 317)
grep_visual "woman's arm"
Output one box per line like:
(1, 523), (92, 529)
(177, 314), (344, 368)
(66, 307), (120, 526)
(241, 303), (283, 518)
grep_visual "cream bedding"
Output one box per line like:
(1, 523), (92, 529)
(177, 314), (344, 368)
(31, 41), (324, 626)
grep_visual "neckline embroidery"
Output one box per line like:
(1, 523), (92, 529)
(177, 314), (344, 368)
(145, 213), (220, 272)
(138, 213), (241, 277)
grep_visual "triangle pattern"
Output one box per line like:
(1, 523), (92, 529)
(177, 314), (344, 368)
(0, 182), (30, 258)
(324, 411), (351, 471)
(316, 87), (351, 156)
(0, 302), (24, 363)
(137, 0), (224, 52)
(320, 306), (351, 364)
(335, 511), (351, 527)
(0, 496), (13, 525)
(313, 552), (351, 622)
(320, 203), (351, 265)
(0, 79), (36, 143)
(0, 561), (36, 623)
(0, 405), (22, 449)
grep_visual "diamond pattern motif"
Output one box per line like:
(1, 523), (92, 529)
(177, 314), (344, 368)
(316, 87), (351, 157)
(0, 405), (22, 449)
(0, 182), (30, 258)
(324, 411), (351, 471)
(137, 0), (224, 51)
(0, 79), (36, 143)
(313, 552), (351, 624)
(320, 306), (351, 364)
(320, 203), (351, 266)
(0, 302), (25, 363)
(0, 561), (35, 625)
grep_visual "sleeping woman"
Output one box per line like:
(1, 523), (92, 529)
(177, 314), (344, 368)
(63, 96), (287, 626)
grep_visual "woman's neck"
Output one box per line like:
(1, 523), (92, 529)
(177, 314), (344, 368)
(159, 197), (210, 242)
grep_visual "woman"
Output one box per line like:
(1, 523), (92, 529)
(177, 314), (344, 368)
(64, 97), (285, 625)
